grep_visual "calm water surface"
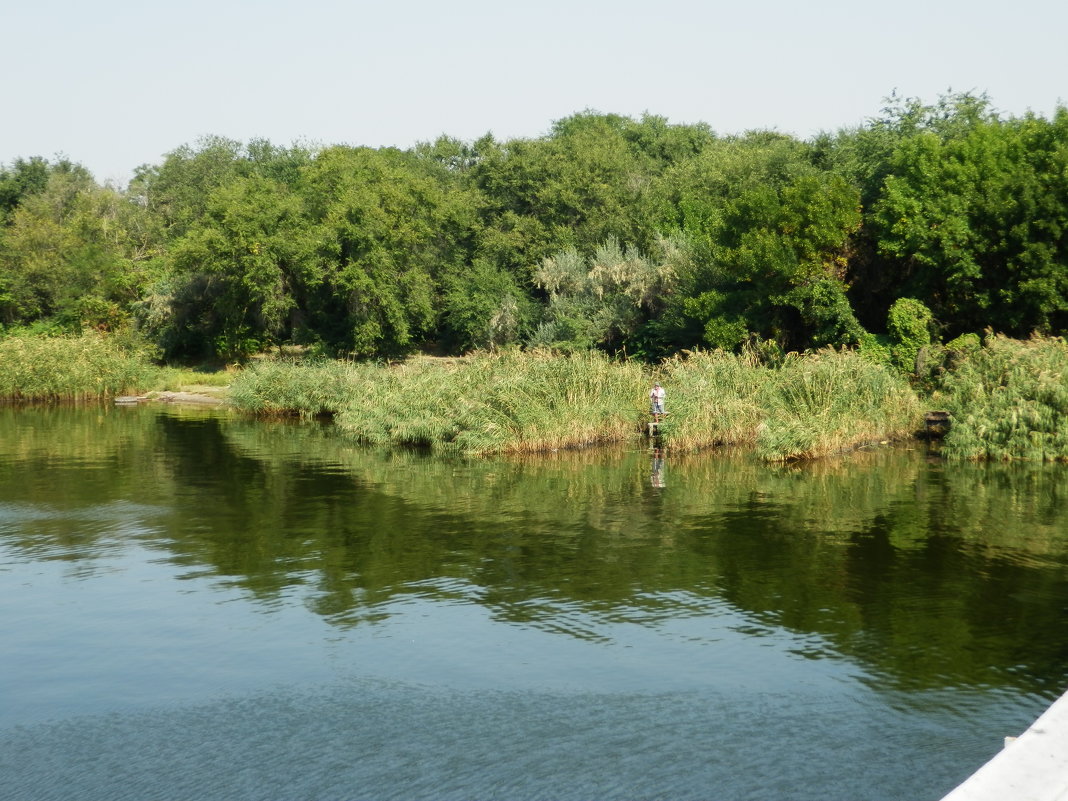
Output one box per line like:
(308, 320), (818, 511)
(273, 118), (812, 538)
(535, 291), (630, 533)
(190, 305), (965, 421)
(1, 405), (1067, 801)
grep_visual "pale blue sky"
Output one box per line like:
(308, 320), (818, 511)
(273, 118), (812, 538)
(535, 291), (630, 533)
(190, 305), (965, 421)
(2, 0), (1065, 185)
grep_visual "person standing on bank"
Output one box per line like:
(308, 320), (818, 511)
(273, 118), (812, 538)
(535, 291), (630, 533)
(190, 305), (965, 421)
(649, 381), (666, 423)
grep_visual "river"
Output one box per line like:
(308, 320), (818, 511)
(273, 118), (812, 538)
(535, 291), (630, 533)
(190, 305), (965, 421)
(1, 405), (1066, 801)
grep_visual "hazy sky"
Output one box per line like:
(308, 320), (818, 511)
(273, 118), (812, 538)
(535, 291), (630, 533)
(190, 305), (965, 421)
(3, 0), (1065, 185)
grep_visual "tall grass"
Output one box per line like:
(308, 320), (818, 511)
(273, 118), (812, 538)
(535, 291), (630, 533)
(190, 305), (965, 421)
(938, 334), (1068, 461)
(751, 350), (922, 461)
(228, 358), (377, 418)
(656, 348), (922, 461)
(0, 332), (157, 401)
(228, 349), (921, 460)
(150, 367), (234, 392)
(655, 349), (766, 449)
(336, 350), (646, 455)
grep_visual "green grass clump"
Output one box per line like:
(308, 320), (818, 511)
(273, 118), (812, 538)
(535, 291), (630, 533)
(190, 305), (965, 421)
(654, 349), (765, 449)
(938, 334), (1068, 461)
(752, 350), (922, 461)
(336, 350), (646, 455)
(0, 332), (157, 401)
(656, 348), (921, 461)
(228, 358), (376, 418)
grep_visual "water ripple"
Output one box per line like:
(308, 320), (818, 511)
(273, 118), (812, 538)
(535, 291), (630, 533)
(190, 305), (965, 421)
(0, 677), (1035, 801)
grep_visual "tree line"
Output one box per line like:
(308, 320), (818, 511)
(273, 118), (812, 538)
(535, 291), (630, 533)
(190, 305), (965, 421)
(2, 92), (1067, 363)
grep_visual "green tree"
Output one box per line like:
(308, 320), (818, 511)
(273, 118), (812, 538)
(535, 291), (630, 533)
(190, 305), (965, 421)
(618, 113), (716, 170)
(529, 235), (682, 351)
(471, 112), (664, 270)
(163, 176), (325, 358)
(0, 156), (52, 222)
(885, 297), (934, 372)
(0, 163), (156, 330)
(300, 146), (481, 357)
(814, 92), (1002, 332)
(131, 136), (247, 239)
(132, 136), (314, 236)
(440, 258), (535, 351)
(652, 133), (864, 351)
(872, 104), (1068, 337)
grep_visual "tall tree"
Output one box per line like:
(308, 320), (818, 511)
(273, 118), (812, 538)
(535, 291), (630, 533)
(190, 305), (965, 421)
(0, 156), (52, 222)
(300, 146), (481, 356)
(471, 112), (661, 271)
(651, 133), (863, 352)
(871, 103), (1068, 337)
(0, 162), (155, 330)
(163, 175), (325, 358)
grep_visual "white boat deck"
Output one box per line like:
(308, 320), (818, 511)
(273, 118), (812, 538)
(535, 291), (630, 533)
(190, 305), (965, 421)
(940, 687), (1068, 801)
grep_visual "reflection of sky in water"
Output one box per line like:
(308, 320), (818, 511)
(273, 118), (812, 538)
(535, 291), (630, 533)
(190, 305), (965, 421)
(0, 676), (1013, 801)
(0, 500), (168, 567)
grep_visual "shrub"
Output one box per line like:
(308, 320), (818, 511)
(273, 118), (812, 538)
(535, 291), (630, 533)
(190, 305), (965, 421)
(938, 334), (1068, 461)
(886, 297), (934, 373)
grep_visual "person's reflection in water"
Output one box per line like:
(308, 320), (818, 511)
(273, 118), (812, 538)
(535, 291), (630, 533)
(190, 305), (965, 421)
(650, 447), (665, 488)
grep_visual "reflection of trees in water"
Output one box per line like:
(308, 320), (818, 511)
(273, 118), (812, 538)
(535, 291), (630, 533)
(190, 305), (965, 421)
(0, 406), (178, 560)
(3, 407), (1068, 695)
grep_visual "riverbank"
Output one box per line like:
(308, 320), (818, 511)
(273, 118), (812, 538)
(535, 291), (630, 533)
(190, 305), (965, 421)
(5, 331), (1068, 463)
(114, 387), (230, 406)
(225, 348), (920, 461)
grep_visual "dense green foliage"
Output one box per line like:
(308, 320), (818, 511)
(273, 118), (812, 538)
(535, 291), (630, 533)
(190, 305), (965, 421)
(869, 101), (1068, 338)
(650, 134), (864, 353)
(5, 93), (1067, 364)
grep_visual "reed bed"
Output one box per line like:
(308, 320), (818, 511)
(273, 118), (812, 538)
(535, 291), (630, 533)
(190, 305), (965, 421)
(654, 350), (766, 449)
(336, 350), (646, 455)
(229, 349), (920, 460)
(0, 332), (156, 401)
(751, 350), (922, 461)
(938, 334), (1068, 461)
(228, 358), (377, 418)
(656, 349), (922, 461)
